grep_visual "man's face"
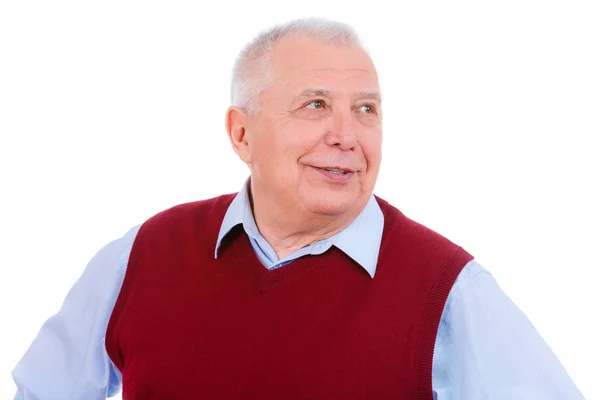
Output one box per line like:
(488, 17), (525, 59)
(245, 35), (383, 218)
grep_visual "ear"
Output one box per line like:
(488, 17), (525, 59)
(225, 106), (252, 165)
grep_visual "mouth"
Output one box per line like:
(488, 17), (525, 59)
(310, 165), (356, 181)
(317, 167), (352, 175)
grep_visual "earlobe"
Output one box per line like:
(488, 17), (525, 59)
(225, 106), (251, 164)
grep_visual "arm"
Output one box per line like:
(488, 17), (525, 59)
(432, 260), (584, 399)
(12, 225), (141, 400)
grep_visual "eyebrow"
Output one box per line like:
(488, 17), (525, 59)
(357, 91), (382, 103)
(298, 89), (332, 99)
(297, 88), (382, 104)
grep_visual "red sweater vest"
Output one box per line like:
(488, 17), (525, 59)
(106, 194), (472, 399)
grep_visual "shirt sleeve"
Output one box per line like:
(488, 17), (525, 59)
(432, 260), (584, 399)
(12, 224), (141, 400)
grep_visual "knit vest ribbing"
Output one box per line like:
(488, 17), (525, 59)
(105, 194), (473, 399)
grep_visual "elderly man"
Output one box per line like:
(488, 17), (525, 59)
(13, 18), (582, 399)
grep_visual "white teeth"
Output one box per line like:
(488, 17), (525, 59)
(325, 168), (347, 174)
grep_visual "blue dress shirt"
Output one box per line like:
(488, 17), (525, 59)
(12, 182), (583, 399)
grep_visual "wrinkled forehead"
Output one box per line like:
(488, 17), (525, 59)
(268, 36), (380, 96)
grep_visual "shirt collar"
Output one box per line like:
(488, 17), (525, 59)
(214, 179), (384, 278)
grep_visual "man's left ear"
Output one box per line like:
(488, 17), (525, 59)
(225, 106), (251, 165)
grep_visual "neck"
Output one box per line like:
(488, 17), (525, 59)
(249, 183), (359, 260)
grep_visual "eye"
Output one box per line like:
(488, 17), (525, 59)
(359, 104), (376, 114)
(305, 100), (325, 109)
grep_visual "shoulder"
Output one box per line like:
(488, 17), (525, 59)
(375, 195), (471, 260)
(138, 192), (237, 234)
(150, 192), (237, 223)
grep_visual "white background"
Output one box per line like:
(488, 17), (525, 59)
(1, 1), (598, 398)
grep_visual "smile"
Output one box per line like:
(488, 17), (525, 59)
(311, 166), (355, 182)
(322, 168), (347, 175)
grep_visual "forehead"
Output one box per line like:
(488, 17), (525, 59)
(268, 36), (379, 95)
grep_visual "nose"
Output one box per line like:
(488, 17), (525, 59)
(324, 108), (357, 151)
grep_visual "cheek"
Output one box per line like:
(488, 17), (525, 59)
(277, 120), (324, 159)
(360, 130), (383, 167)
(252, 122), (313, 182)
(289, 118), (325, 143)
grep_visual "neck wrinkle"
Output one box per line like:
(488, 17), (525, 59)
(249, 184), (355, 261)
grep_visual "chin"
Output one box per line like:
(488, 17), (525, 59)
(301, 190), (361, 217)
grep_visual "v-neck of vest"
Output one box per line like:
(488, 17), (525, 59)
(221, 225), (339, 293)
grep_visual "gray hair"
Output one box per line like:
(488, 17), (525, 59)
(230, 18), (366, 115)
